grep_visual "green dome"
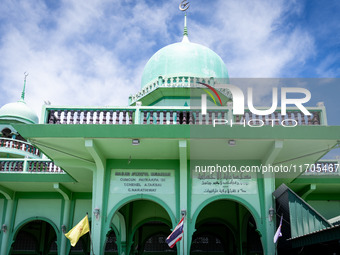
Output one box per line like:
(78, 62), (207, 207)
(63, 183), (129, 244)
(0, 100), (39, 124)
(141, 36), (228, 88)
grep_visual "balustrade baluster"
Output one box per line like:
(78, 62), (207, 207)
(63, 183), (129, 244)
(143, 111), (147, 124)
(89, 110), (94, 124)
(295, 112), (300, 125)
(13, 162), (18, 172)
(129, 110), (133, 124)
(103, 110), (107, 124)
(307, 114), (312, 125)
(43, 162), (47, 172)
(48, 110), (55, 124)
(182, 111), (187, 124)
(312, 112), (320, 125)
(122, 110), (127, 124)
(28, 161), (33, 172)
(287, 112), (293, 125)
(196, 111), (200, 125)
(9, 162), (13, 172)
(274, 112), (280, 126)
(19, 161), (24, 172)
(170, 111), (174, 124)
(36, 162), (41, 172)
(68, 110), (74, 124)
(156, 111), (160, 124)
(63, 110), (68, 124)
(162, 111), (167, 124)
(208, 112), (212, 125)
(176, 111), (180, 124)
(115, 110), (120, 124)
(56, 110), (61, 124)
(150, 111), (154, 124)
(108, 110), (114, 124)
(300, 113), (306, 125)
(95, 110), (100, 124)
(189, 111), (193, 125)
(75, 110), (80, 124)
(83, 111), (88, 124)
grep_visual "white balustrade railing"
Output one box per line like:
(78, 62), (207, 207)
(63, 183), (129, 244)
(0, 159), (64, 173)
(43, 105), (326, 126)
(0, 138), (41, 157)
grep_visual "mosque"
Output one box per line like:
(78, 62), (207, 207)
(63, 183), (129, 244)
(1, 9), (340, 255)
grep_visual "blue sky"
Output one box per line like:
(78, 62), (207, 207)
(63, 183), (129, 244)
(0, 0), (339, 157)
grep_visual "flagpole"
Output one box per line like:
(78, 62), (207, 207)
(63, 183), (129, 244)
(182, 216), (185, 255)
(182, 229), (184, 255)
(87, 212), (95, 255)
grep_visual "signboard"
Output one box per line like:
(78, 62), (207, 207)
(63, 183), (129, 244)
(192, 172), (257, 195)
(110, 169), (175, 194)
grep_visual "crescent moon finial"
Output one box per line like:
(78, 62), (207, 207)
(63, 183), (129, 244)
(179, 0), (190, 12)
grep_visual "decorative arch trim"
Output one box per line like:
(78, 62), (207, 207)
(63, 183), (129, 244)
(106, 194), (176, 229)
(11, 217), (60, 253)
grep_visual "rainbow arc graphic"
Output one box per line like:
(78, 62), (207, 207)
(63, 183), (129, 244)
(198, 82), (223, 106)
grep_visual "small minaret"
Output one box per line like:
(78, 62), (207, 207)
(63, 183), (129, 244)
(19, 72), (29, 103)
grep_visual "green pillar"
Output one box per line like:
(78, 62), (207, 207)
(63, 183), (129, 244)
(54, 183), (72, 255)
(0, 199), (14, 255)
(179, 140), (188, 254)
(263, 174), (275, 255)
(261, 141), (283, 255)
(85, 139), (106, 255)
(60, 200), (71, 255)
(120, 241), (127, 255)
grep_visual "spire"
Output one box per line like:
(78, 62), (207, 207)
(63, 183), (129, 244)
(179, 0), (190, 42)
(20, 72), (29, 102)
(183, 13), (188, 36)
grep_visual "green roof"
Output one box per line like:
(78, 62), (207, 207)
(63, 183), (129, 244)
(0, 100), (39, 124)
(141, 36), (229, 88)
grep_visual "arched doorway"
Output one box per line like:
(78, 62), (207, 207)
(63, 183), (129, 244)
(69, 232), (91, 254)
(132, 221), (176, 255)
(191, 222), (235, 254)
(106, 198), (176, 255)
(191, 199), (263, 255)
(11, 220), (58, 255)
(104, 229), (118, 254)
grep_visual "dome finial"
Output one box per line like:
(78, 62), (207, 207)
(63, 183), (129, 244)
(179, 1), (190, 41)
(20, 72), (29, 102)
(183, 13), (188, 36)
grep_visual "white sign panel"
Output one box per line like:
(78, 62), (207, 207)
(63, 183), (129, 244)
(110, 169), (175, 194)
(192, 172), (257, 195)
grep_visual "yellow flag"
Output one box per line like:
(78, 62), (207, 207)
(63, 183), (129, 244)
(65, 215), (90, 246)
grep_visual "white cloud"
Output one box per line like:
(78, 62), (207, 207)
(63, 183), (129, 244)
(0, 0), (175, 117)
(0, 0), (318, 116)
(190, 0), (315, 78)
(184, 0), (316, 105)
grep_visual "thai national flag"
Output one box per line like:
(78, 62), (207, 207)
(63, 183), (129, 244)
(166, 217), (184, 248)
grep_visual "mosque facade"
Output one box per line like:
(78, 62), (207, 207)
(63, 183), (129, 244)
(1, 15), (340, 255)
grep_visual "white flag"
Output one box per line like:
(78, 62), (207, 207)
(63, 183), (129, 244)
(273, 215), (283, 243)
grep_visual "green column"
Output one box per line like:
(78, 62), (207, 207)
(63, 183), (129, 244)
(261, 140), (283, 255)
(60, 199), (71, 255)
(85, 139), (106, 255)
(263, 174), (275, 255)
(120, 241), (127, 255)
(179, 140), (188, 254)
(53, 183), (72, 255)
(0, 199), (14, 255)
